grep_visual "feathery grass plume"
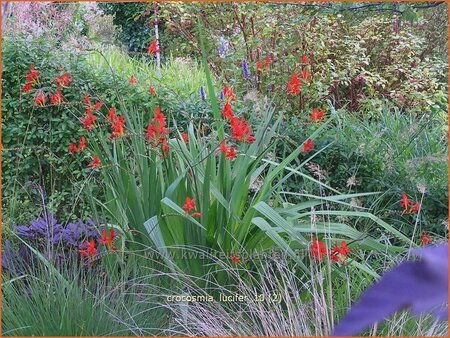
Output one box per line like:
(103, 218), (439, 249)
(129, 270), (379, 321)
(121, 247), (448, 336)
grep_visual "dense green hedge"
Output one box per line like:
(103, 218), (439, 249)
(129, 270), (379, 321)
(2, 37), (90, 225)
(1, 37), (208, 226)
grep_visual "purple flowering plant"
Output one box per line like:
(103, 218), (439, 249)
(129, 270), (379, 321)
(2, 211), (103, 275)
(241, 59), (250, 80)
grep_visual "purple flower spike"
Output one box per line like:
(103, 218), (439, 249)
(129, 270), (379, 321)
(242, 59), (250, 80)
(332, 244), (448, 336)
(218, 35), (229, 58)
(200, 86), (206, 101)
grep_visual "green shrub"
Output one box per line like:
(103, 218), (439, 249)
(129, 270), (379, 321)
(1, 38), (207, 227)
(156, 3), (447, 117)
(1, 36), (92, 225)
(281, 106), (448, 238)
(98, 2), (157, 54)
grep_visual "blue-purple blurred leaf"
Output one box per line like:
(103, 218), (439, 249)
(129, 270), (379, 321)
(332, 244), (448, 336)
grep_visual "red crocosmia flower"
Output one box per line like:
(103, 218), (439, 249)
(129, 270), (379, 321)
(181, 132), (189, 143)
(257, 60), (263, 71)
(147, 40), (160, 54)
(81, 115), (96, 131)
(192, 212), (203, 218)
(34, 91), (46, 107)
(146, 124), (157, 140)
(69, 143), (78, 154)
(230, 117), (255, 143)
(27, 66), (39, 81)
(330, 241), (351, 263)
(50, 89), (64, 105)
(107, 108), (117, 124)
(129, 75), (137, 85)
(161, 137), (170, 153)
(223, 85), (236, 101)
(100, 228), (116, 250)
(88, 155), (101, 169)
(79, 239), (97, 258)
(21, 82), (33, 92)
(149, 86), (157, 95)
(421, 232), (432, 246)
(146, 107), (168, 148)
(183, 197), (196, 213)
(265, 55), (271, 67)
(300, 69), (310, 81)
(83, 93), (91, 105)
(310, 108), (325, 122)
(26, 65), (39, 83)
(301, 54), (309, 64)
(339, 241), (351, 256)
(54, 73), (72, 87)
(410, 201), (421, 214)
(219, 140), (228, 154)
(226, 146), (237, 160)
(400, 193), (412, 210)
(222, 102), (234, 120)
(231, 252), (241, 264)
(94, 99), (104, 111)
(107, 107), (117, 122)
(78, 136), (86, 151)
(400, 195), (422, 215)
(330, 250), (340, 263)
(154, 107), (165, 121)
(287, 73), (301, 95)
(309, 237), (327, 261)
(302, 139), (314, 153)
(81, 108), (97, 131)
(100, 228), (112, 244)
(110, 115), (126, 139)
